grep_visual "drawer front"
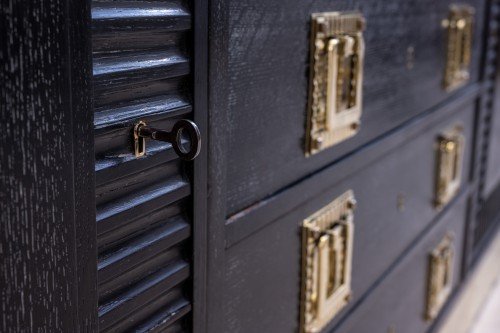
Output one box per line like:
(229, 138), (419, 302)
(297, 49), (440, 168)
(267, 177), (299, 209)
(335, 192), (467, 333)
(223, 98), (476, 333)
(225, 0), (484, 215)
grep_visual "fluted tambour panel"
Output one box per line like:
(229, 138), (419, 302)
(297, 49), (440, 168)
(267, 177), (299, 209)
(92, 1), (193, 332)
(475, 0), (500, 250)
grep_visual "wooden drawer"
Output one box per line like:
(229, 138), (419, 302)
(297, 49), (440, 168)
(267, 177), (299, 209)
(223, 94), (476, 333)
(335, 191), (468, 333)
(224, 0), (485, 215)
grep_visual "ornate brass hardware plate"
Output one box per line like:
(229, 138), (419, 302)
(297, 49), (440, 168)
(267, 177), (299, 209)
(442, 5), (474, 91)
(434, 126), (465, 209)
(425, 233), (455, 321)
(305, 12), (365, 156)
(300, 191), (356, 333)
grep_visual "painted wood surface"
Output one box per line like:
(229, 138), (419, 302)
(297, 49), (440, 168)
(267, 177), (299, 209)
(220, 0), (485, 216)
(0, 0), (96, 331)
(91, 0), (196, 331)
(223, 93), (476, 333)
(335, 192), (468, 333)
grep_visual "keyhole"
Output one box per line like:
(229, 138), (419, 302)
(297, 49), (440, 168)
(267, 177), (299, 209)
(407, 45), (415, 70)
(397, 193), (406, 212)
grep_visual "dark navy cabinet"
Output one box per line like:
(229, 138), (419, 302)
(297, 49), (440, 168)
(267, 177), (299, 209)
(2, 0), (500, 332)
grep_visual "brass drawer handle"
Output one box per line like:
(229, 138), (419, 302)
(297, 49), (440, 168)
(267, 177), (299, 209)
(442, 5), (474, 91)
(300, 190), (356, 333)
(306, 12), (365, 156)
(434, 126), (464, 209)
(133, 119), (201, 161)
(425, 233), (455, 321)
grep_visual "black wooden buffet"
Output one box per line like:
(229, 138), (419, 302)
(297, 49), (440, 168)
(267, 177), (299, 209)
(2, 0), (500, 332)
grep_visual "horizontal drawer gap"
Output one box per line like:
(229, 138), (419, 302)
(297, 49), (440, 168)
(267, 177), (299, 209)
(94, 94), (191, 130)
(98, 216), (190, 281)
(99, 262), (189, 329)
(96, 177), (190, 225)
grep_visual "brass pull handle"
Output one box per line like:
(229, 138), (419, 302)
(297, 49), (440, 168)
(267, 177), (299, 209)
(134, 119), (201, 161)
(306, 12), (365, 156)
(300, 190), (356, 333)
(425, 233), (455, 321)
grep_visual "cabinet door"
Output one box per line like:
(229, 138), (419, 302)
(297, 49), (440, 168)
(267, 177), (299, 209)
(91, 0), (206, 331)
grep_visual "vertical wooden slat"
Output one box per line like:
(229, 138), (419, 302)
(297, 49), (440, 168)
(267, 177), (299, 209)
(192, 0), (209, 330)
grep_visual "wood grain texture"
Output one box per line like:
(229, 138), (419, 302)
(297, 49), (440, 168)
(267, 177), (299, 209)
(221, 0), (485, 216)
(222, 94), (476, 333)
(192, 0), (210, 331)
(203, 0), (232, 332)
(69, 0), (99, 330)
(0, 0), (96, 331)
